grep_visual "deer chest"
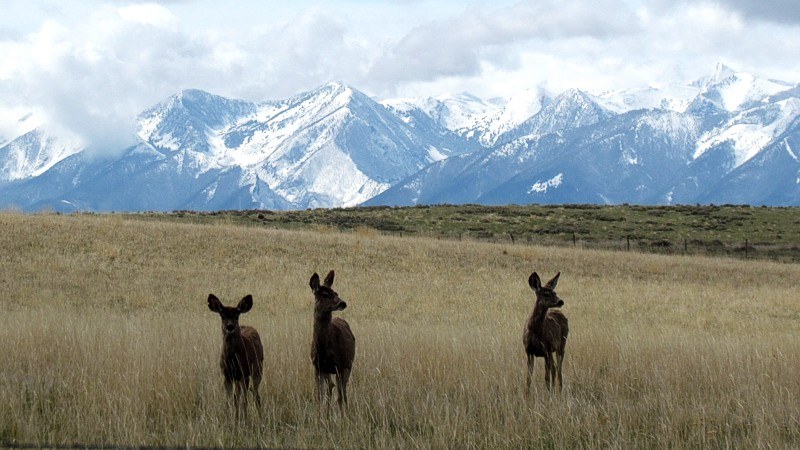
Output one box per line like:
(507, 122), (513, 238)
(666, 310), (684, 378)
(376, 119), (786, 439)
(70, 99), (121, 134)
(311, 343), (340, 374)
(220, 351), (253, 381)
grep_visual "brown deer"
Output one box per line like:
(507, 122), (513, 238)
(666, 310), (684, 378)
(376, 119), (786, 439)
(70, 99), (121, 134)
(207, 294), (264, 420)
(523, 271), (569, 392)
(309, 270), (355, 414)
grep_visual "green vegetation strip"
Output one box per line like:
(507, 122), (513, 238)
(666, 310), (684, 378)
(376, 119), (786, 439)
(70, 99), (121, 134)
(115, 204), (800, 262)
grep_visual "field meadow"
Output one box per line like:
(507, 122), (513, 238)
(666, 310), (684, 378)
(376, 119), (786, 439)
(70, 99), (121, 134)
(1, 212), (799, 448)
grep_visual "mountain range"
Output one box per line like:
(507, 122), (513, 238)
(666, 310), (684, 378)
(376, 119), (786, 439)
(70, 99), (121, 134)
(2, 63), (799, 211)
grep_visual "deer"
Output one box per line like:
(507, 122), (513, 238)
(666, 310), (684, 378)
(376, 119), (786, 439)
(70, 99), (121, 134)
(523, 271), (569, 392)
(309, 270), (355, 414)
(207, 293), (264, 420)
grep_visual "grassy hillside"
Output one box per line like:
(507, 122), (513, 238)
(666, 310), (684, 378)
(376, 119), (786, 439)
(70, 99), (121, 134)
(1, 212), (799, 448)
(122, 204), (800, 262)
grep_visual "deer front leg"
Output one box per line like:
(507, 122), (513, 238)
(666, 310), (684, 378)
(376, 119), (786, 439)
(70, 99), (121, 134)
(223, 378), (236, 420)
(543, 353), (553, 390)
(526, 354), (535, 396)
(232, 381), (243, 421)
(316, 372), (326, 405)
(556, 352), (564, 391)
(240, 379), (250, 420)
(325, 375), (336, 416)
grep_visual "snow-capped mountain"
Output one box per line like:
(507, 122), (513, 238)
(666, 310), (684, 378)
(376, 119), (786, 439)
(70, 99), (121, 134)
(368, 65), (800, 207)
(2, 64), (800, 211)
(382, 88), (549, 147)
(366, 109), (700, 206)
(0, 82), (470, 211)
(498, 88), (614, 144)
(692, 64), (792, 113)
(0, 112), (83, 185)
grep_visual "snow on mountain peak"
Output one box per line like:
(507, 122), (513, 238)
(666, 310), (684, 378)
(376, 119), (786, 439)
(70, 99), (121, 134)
(694, 96), (800, 167)
(595, 85), (699, 114)
(302, 81), (357, 106)
(136, 88), (258, 154)
(547, 88), (608, 119)
(0, 127), (83, 183)
(690, 65), (792, 112)
(692, 63), (737, 89)
(0, 110), (45, 146)
(491, 88), (546, 128)
(380, 88), (549, 147)
(382, 92), (502, 131)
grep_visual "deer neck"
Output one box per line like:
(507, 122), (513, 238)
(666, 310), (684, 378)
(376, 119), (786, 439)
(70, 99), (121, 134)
(313, 309), (334, 337)
(529, 302), (550, 337)
(221, 328), (245, 357)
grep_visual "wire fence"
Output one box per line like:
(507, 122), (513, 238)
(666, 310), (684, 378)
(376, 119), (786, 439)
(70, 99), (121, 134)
(371, 229), (800, 263)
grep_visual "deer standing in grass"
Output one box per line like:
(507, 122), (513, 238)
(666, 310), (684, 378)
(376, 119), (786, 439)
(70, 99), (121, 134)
(523, 271), (569, 392)
(309, 270), (355, 414)
(207, 294), (264, 420)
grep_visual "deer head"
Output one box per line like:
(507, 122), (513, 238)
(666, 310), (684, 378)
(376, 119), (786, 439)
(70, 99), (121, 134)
(207, 294), (253, 336)
(309, 270), (347, 313)
(528, 272), (564, 309)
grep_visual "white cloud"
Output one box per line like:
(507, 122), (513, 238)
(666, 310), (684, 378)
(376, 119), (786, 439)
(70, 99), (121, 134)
(117, 3), (177, 28)
(0, 0), (798, 155)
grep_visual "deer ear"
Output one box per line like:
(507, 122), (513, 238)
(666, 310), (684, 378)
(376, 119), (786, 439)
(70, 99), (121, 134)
(545, 272), (561, 289)
(323, 270), (335, 288)
(528, 272), (542, 291)
(310, 273), (320, 292)
(237, 294), (253, 313)
(208, 294), (223, 312)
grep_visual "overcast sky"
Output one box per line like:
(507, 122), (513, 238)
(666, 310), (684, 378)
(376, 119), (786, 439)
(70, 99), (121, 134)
(1, 0), (799, 150)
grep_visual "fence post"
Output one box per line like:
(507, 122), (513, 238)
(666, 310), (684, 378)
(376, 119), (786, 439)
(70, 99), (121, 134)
(509, 232), (515, 244)
(684, 238), (688, 254)
(626, 236), (630, 251)
(745, 239), (748, 259)
(573, 233), (576, 246)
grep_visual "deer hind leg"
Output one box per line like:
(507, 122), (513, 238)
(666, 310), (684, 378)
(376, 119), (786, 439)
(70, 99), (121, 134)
(325, 375), (335, 399)
(252, 372), (263, 417)
(556, 350), (565, 391)
(526, 354), (535, 396)
(243, 378), (253, 419)
(336, 368), (351, 412)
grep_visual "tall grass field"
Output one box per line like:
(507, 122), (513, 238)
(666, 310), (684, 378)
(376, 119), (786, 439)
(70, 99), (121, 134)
(1, 212), (799, 448)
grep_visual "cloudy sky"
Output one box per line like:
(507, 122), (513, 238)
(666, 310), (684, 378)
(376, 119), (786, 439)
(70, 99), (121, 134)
(1, 0), (799, 149)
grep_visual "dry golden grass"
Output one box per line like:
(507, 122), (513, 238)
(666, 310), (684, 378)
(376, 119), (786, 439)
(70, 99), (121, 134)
(1, 212), (799, 448)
